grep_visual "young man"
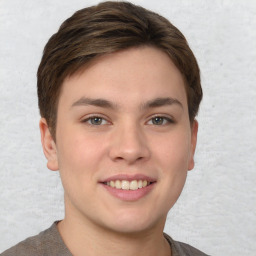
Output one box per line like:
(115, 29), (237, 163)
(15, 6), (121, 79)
(2, 1), (208, 255)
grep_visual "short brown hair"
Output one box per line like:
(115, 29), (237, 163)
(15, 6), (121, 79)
(37, 1), (202, 138)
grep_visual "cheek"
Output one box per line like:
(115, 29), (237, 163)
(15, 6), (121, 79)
(152, 131), (191, 171)
(155, 133), (190, 207)
(55, 134), (102, 199)
(56, 131), (107, 174)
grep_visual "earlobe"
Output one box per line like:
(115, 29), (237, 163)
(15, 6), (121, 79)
(188, 120), (198, 171)
(39, 118), (59, 171)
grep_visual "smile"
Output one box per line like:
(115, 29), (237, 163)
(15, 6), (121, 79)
(104, 180), (152, 190)
(100, 174), (156, 200)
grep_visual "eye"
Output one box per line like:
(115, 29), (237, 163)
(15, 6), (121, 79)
(82, 116), (109, 125)
(147, 116), (173, 125)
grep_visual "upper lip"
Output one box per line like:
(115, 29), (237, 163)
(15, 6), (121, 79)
(100, 174), (156, 183)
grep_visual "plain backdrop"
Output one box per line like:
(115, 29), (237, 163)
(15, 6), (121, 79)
(0, 0), (255, 255)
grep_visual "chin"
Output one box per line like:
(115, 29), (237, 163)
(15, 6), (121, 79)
(102, 210), (165, 235)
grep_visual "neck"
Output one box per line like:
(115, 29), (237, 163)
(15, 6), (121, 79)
(58, 211), (171, 256)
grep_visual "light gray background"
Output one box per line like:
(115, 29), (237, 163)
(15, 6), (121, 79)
(0, 0), (255, 255)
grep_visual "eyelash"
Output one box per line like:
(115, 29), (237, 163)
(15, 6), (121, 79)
(147, 115), (174, 125)
(81, 115), (174, 126)
(81, 115), (110, 125)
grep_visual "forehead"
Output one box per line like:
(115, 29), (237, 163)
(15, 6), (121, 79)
(60, 46), (187, 108)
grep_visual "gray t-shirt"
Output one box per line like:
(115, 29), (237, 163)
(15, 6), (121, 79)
(1, 222), (209, 256)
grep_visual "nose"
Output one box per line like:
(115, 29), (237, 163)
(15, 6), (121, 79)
(109, 123), (150, 164)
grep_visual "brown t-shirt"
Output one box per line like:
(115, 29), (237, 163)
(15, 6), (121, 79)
(1, 222), (209, 256)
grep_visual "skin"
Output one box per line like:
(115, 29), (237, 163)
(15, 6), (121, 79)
(40, 46), (198, 256)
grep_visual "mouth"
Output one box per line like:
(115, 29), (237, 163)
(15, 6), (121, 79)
(102, 180), (155, 190)
(100, 174), (156, 201)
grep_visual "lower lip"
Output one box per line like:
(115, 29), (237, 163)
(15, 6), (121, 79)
(101, 183), (155, 201)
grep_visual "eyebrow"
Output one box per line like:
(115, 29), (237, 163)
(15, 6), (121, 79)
(141, 97), (183, 109)
(71, 97), (116, 109)
(71, 97), (183, 109)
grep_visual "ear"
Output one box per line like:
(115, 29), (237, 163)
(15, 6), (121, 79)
(39, 118), (59, 171)
(188, 120), (198, 171)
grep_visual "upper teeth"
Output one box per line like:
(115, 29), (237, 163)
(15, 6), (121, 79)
(106, 180), (149, 190)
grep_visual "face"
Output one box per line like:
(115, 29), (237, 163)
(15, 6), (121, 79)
(40, 46), (198, 234)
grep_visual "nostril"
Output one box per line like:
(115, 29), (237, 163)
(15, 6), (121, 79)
(108, 135), (150, 163)
(114, 156), (124, 161)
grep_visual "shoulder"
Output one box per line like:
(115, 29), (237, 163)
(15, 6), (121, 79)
(0, 222), (71, 256)
(164, 233), (210, 256)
